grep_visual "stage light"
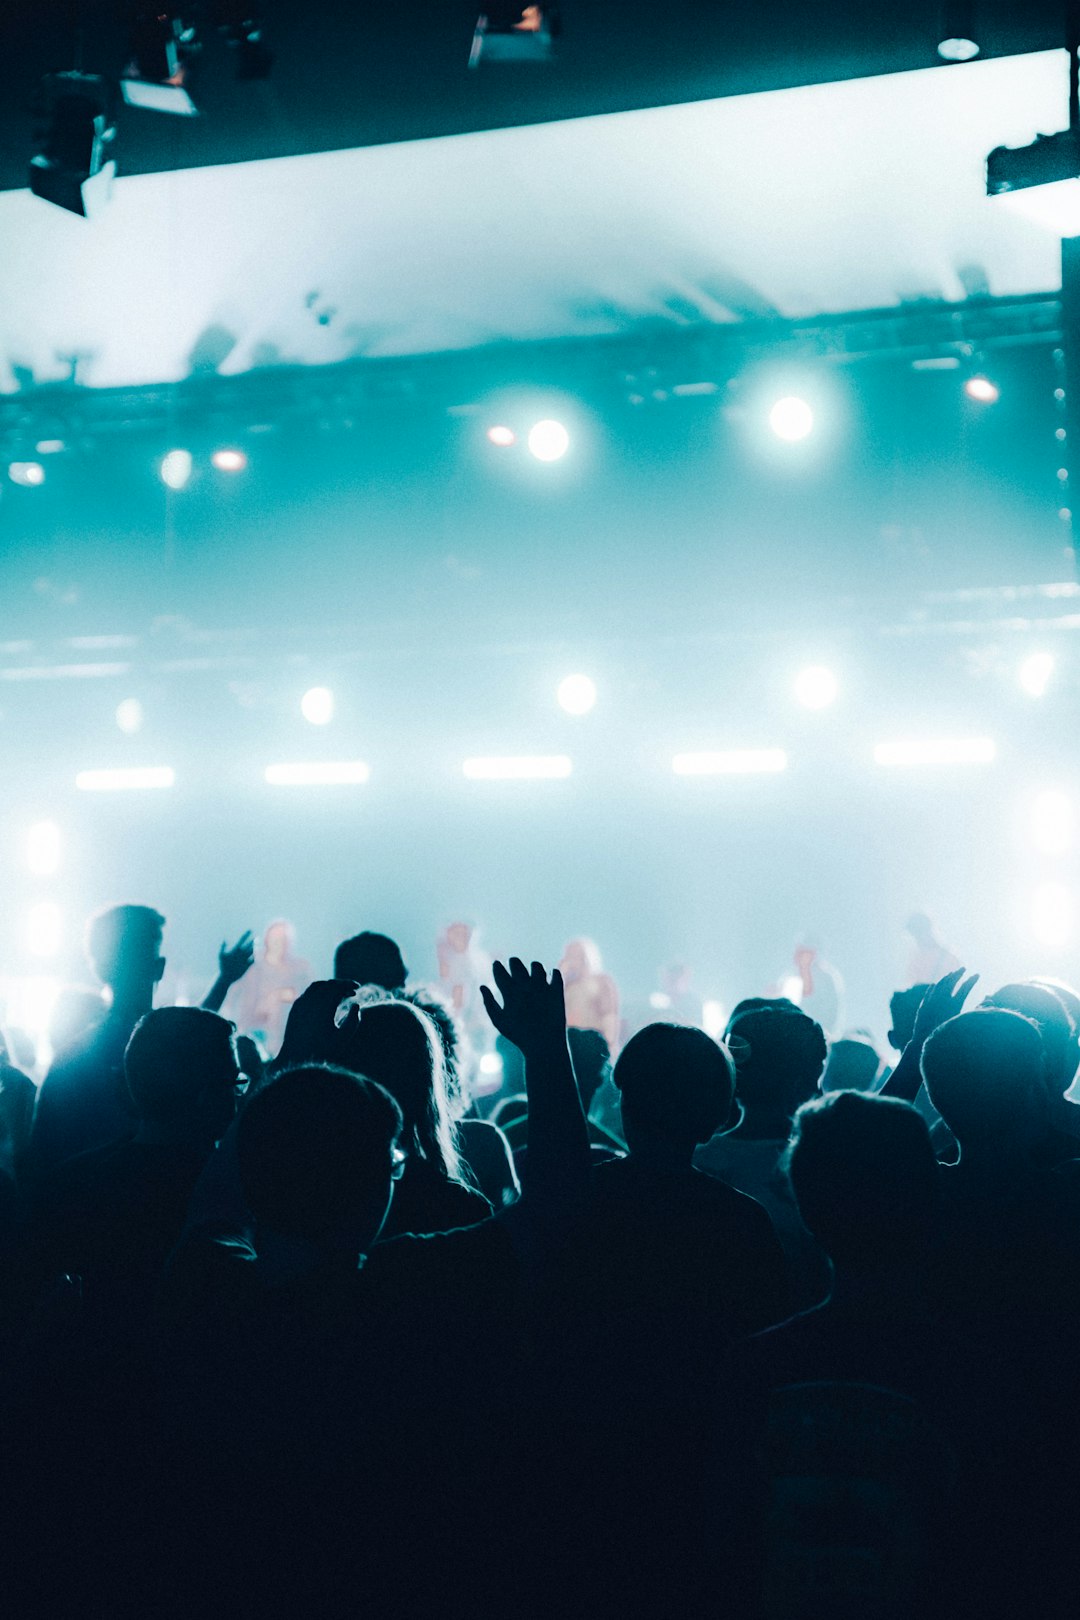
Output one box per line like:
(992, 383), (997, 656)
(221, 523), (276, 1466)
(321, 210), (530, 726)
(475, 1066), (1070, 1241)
(25, 821), (61, 877)
(873, 738), (996, 767)
(121, 12), (200, 116)
(8, 462), (45, 487)
(479, 1052), (503, 1076)
(264, 761), (369, 785)
(487, 425), (516, 447)
(463, 755), (572, 780)
(115, 698), (144, 735)
(36, 439), (66, 455)
(964, 375), (999, 403)
(557, 674), (596, 715)
(1031, 790), (1073, 856)
(1031, 881), (1073, 949)
(28, 73), (116, 218)
(768, 396), (814, 442)
(76, 767), (175, 791)
(469, 4), (558, 67)
(211, 447), (247, 472)
(937, 3), (979, 60)
(26, 902), (63, 959)
(793, 665), (838, 710)
(527, 419), (570, 461)
(987, 129), (1080, 235)
(672, 749), (788, 776)
(160, 449), (192, 490)
(1019, 651), (1054, 697)
(300, 686), (334, 726)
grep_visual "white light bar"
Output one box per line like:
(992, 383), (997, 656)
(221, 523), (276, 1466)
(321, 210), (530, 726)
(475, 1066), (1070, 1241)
(672, 749), (788, 776)
(873, 738), (996, 767)
(463, 755), (572, 780)
(264, 761), (370, 786)
(76, 766), (175, 791)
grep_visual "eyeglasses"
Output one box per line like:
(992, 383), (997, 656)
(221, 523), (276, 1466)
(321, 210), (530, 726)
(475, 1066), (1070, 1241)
(390, 1145), (408, 1182)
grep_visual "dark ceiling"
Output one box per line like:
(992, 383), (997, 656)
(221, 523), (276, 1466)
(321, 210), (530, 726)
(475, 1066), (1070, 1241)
(1, 1), (1069, 195)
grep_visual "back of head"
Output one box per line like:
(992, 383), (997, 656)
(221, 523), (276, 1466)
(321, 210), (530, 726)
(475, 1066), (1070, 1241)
(982, 981), (1075, 1095)
(334, 931), (407, 991)
(821, 1036), (881, 1094)
(87, 904), (166, 993)
(237, 1064), (402, 1245)
(567, 1026), (612, 1112)
(614, 1022), (734, 1146)
(786, 1091), (938, 1268)
(725, 996), (798, 1032)
(125, 1006), (238, 1134)
(340, 997), (460, 1177)
(401, 986), (465, 1115)
(888, 985), (929, 1054)
(727, 1005), (827, 1122)
(921, 1008), (1046, 1146)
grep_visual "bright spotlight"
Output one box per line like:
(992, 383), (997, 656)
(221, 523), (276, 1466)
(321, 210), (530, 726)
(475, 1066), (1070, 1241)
(557, 674), (596, 715)
(1031, 790), (1074, 856)
(26, 902), (63, 959)
(301, 686), (335, 726)
(264, 761), (369, 786)
(160, 449), (193, 490)
(672, 749), (788, 776)
(793, 665), (838, 710)
(478, 1052), (504, 1077)
(938, 35), (979, 60)
(463, 755), (572, 780)
(527, 419), (570, 462)
(211, 448), (248, 472)
(9, 461), (45, 487)
(873, 738), (996, 767)
(26, 820), (62, 876)
(964, 375), (1000, 403)
(1031, 881), (1073, 949)
(115, 697), (144, 735)
(768, 396), (814, 442)
(75, 766), (175, 791)
(1019, 652), (1054, 697)
(487, 425), (516, 447)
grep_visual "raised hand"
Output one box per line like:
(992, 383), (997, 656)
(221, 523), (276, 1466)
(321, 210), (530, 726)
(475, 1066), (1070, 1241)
(911, 967), (979, 1049)
(218, 931), (255, 987)
(481, 958), (566, 1054)
(276, 978), (360, 1068)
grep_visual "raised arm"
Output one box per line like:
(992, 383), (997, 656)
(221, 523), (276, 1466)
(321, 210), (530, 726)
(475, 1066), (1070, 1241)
(881, 968), (978, 1103)
(202, 931), (256, 1014)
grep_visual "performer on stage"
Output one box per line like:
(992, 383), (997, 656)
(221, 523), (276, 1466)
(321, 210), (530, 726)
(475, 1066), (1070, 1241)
(559, 936), (621, 1053)
(791, 938), (844, 1039)
(904, 911), (960, 987)
(436, 920), (491, 1038)
(225, 919), (312, 1056)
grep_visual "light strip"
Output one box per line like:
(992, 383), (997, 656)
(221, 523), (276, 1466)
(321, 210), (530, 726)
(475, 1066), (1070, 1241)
(463, 755), (572, 780)
(76, 766), (176, 791)
(873, 738), (996, 767)
(672, 749), (788, 776)
(264, 761), (370, 786)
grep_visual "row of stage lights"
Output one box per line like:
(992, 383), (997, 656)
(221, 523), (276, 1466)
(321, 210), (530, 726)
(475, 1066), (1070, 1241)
(4, 374), (1008, 489)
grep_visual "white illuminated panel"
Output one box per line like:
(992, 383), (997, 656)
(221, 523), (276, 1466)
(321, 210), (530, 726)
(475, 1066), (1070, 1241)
(673, 749), (788, 776)
(264, 761), (370, 785)
(463, 755), (572, 780)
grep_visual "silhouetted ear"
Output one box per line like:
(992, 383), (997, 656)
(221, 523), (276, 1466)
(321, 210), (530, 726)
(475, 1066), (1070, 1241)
(153, 956), (167, 984)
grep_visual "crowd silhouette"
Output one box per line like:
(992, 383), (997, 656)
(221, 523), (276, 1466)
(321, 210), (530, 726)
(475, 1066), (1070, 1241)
(3, 901), (1080, 1617)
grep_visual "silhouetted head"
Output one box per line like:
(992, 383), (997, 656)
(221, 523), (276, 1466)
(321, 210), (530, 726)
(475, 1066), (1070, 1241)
(726, 996), (798, 1031)
(727, 1005), (827, 1126)
(905, 912), (935, 947)
(125, 1006), (240, 1144)
(888, 985), (929, 1054)
(238, 1064), (402, 1250)
(921, 1008), (1047, 1151)
(785, 1091), (939, 1271)
(333, 931), (408, 992)
(338, 997), (462, 1180)
(567, 1027), (612, 1112)
(86, 905), (166, 1010)
(821, 1035), (880, 1094)
(1034, 978), (1080, 1088)
(793, 945), (818, 972)
(614, 1023), (735, 1154)
(263, 920), (295, 967)
(982, 981), (1075, 1097)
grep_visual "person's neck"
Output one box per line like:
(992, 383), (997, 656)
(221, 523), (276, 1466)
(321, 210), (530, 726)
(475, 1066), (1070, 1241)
(107, 987), (154, 1030)
(730, 1107), (791, 1141)
(953, 1140), (1032, 1187)
(626, 1137), (693, 1173)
